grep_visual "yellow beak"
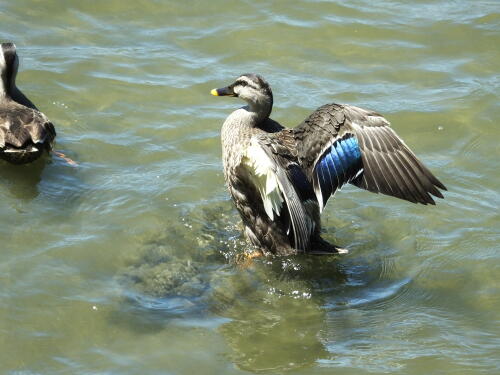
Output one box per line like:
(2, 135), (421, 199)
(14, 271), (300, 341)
(210, 88), (219, 96)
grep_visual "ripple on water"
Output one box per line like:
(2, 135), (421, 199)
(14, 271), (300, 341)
(1, 0), (499, 373)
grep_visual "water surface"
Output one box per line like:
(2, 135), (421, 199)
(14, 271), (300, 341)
(0, 0), (499, 374)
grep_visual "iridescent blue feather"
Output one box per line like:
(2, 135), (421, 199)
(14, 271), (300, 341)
(315, 134), (363, 207)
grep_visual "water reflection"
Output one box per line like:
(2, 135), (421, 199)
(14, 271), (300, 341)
(0, 157), (47, 200)
(209, 258), (343, 372)
(218, 292), (329, 372)
(115, 204), (415, 372)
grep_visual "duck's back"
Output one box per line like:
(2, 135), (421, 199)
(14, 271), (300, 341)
(0, 100), (55, 164)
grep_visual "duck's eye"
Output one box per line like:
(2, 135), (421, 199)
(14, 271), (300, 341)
(238, 81), (247, 87)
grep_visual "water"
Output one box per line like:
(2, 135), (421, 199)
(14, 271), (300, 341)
(1, 0), (499, 373)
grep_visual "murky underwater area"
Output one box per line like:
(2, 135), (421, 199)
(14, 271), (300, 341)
(0, 0), (499, 374)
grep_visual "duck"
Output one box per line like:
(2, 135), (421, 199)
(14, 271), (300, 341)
(211, 73), (446, 257)
(0, 43), (56, 164)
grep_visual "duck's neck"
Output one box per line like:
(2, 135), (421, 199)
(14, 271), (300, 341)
(0, 53), (10, 99)
(0, 68), (37, 109)
(220, 107), (263, 175)
(246, 95), (273, 124)
(0, 53), (5, 99)
(0, 67), (15, 101)
(0, 75), (8, 100)
(226, 99), (272, 133)
(220, 95), (274, 175)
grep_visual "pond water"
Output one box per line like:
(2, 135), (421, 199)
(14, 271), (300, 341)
(0, 0), (499, 374)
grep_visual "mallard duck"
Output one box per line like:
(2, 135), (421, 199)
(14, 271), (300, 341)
(211, 73), (446, 256)
(0, 43), (56, 164)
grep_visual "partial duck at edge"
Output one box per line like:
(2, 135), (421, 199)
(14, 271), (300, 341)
(0, 43), (55, 164)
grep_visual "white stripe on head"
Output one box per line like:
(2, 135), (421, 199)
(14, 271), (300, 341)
(237, 76), (253, 85)
(0, 49), (5, 96)
(0, 47), (5, 70)
(236, 75), (264, 91)
(0, 44), (18, 96)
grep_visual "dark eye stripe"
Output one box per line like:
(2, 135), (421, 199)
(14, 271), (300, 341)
(236, 81), (260, 91)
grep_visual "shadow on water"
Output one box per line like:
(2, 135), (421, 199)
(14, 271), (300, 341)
(113, 203), (413, 372)
(0, 151), (91, 218)
(0, 157), (47, 200)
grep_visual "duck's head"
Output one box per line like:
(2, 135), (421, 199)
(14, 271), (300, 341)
(0, 43), (19, 96)
(211, 73), (273, 118)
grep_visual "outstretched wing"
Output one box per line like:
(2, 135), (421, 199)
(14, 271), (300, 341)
(294, 103), (446, 209)
(241, 134), (316, 251)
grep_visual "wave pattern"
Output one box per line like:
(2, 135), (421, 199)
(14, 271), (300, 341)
(0, 0), (499, 374)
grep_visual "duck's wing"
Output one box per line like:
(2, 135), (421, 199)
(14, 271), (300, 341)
(293, 103), (446, 210)
(0, 106), (56, 149)
(242, 133), (316, 251)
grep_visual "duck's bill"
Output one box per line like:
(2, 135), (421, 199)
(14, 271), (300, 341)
(210, 86), (236, 97)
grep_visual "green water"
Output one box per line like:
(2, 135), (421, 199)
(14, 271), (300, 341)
(1, 0), (499, 374)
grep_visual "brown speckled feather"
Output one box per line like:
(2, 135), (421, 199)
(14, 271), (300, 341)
(0, 103), (52, 147)
(0, 101), (56, 164)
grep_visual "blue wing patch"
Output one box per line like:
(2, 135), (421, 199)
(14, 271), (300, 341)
(314, 134), (362, 207)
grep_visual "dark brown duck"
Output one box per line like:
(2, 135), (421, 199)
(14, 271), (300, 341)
(0, 43), (55, 164)
(211, 73), (446, 256)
